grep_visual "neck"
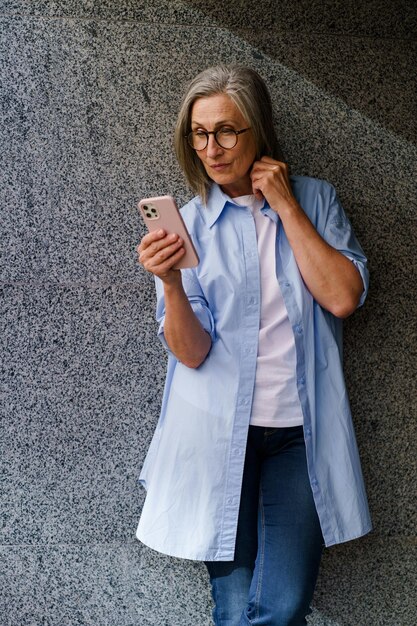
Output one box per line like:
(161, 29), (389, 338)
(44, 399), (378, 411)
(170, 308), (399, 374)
(220, 177), (253, 198)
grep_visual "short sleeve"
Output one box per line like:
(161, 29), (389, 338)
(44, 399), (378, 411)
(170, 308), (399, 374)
(155, 271), (216, 356)
(323, 184), (369, 307)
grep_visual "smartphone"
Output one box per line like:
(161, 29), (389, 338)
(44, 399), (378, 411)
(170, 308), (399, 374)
(138, 195), (199, 269)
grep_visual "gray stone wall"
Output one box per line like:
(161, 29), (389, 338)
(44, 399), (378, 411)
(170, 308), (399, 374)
(1, 2), (416, 625)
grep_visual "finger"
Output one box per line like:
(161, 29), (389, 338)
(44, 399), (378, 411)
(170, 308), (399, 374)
(148, 233), (180, 259)
(251, 176), (265, 200)
(147, 246), (186, 277)
(141, 237), (183, 266)
(139, 231), (178, 256)
(138, 229), (167, 252)
(250, 163), (266, 179)
(252, 161), (285, 175)
(251, 156), (279, 170)
(260, 156), (287, 168)
(250, 169), (272, 186)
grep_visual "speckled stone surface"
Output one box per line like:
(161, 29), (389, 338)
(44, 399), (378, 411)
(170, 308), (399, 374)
(314, 537), (417, 626)
(0, 283), (161, 544)
(0, 540), (415, 625)
(1, 1), (416, 625)
(0, 543), (213, 625)
(1, 0), (416, 39)
(236, 29), (417, 145)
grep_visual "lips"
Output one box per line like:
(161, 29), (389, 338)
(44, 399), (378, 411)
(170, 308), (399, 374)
(210, 163), (230, 171)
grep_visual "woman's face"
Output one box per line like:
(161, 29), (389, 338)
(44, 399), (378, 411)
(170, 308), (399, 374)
(190, 94), (257, 198)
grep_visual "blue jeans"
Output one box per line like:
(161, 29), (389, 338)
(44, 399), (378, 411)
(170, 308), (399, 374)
(205, 426), (323, 626)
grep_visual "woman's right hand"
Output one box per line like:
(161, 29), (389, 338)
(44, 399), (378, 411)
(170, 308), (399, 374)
(138, 229), (210, 367)
(137, 229), (185, 285)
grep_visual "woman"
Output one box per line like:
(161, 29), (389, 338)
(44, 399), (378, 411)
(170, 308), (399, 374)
(136, 65), (371, 626)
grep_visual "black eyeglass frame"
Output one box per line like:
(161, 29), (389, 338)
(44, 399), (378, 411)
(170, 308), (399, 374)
(186, 127), (251, 151)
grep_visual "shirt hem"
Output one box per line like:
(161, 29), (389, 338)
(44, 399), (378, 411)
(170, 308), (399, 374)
(323, 522), (373, 548)
(136, 531), (235, 562)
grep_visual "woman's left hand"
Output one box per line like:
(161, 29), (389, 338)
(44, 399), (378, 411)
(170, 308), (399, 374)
(250, 156), (298, 215)
(250, 157), (364, 319)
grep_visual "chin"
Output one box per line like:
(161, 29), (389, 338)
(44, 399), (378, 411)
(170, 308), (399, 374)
(207, 170), (237, 185)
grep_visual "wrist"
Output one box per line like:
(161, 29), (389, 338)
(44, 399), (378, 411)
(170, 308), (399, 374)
(163, 273), (184, 295)
(274, 198), (302, 220)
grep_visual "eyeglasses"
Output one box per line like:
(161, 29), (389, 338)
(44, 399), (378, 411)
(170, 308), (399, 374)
(186, 127), (251, 151)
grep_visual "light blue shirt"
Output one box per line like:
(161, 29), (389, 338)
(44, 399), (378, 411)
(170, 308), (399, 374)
(137, 176), (372, 560)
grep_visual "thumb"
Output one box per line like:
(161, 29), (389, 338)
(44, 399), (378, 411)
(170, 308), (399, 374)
(252, 181), (264, 202)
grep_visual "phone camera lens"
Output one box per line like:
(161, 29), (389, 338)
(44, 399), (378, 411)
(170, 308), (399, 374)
(142, 203), (158, 220)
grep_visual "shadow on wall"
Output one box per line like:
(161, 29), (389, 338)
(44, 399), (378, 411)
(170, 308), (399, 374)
(182, 0), (417, 145)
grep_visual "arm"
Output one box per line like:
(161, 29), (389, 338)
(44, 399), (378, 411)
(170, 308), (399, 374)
(251, 158), (364, 318)
(161, 277), (212, 368)
(138, 229), (211, 368)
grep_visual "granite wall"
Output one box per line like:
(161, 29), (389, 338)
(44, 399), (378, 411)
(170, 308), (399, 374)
(1, 1), (416, 625)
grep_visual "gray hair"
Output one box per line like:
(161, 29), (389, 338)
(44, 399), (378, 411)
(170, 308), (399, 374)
(174, 65), (281, 204)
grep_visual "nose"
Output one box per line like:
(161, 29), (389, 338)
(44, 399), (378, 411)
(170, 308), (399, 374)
(206, 134), (223, 158)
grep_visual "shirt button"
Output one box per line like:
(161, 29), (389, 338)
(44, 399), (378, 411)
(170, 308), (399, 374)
(298, 376), (306, 385)
(226, 497), (235, 505)
(249, 297), (257, 305)
(294, 324), (303, 334)
(234, 448), (243, 456)
(311, 479), (319, 489)
(305, 427), (311, 437)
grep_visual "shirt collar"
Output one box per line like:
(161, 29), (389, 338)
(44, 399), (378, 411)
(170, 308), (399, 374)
(204, 184), (278, 228)
(204, 184), (232, 228)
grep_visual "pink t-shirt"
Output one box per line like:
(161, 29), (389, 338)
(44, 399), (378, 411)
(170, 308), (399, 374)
(232, 195), (303, 427)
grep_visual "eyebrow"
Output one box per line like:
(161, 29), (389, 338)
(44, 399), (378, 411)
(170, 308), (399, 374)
(191, 119), (237, 128)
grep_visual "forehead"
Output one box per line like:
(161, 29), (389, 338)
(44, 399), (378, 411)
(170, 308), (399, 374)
(191, 94), (247, 125)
